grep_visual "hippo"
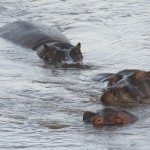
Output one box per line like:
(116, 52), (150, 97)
(95, 70), (150, 106)
(0, 21), (83, 68)
(83, 108), (137, 126)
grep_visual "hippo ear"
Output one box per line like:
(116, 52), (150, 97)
(76, 42), (81, 49)
(83, 111), (96, 123)
(72, 42), (81, 54)
(44, 44), (49, 49)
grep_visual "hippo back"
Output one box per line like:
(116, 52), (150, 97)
(0, 21), (70, 50)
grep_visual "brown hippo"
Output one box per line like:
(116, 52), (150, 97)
(95, 70), (150, 106)
(0, 21), (83, 68)
(83, 108), (137, 126)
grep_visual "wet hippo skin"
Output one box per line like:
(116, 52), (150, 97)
(0, 21), (83, 67)
(98, 70), (150, 106)
(83, 108), (137, 126)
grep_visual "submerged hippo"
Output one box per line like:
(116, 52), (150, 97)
(0, 21), (83, 68)
(83, 108), (137, 126)
(96, 70), (150, 105)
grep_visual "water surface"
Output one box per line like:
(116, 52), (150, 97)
(0, 0), (150, 149)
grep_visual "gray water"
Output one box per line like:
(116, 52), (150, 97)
(0, 0), (150, 149)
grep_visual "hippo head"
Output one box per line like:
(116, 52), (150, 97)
(41, 42), (83, 67)
(83, 108), (137, 126)
(101, 70), (150, 106)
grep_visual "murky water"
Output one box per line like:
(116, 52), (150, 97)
(0, 0), (150, 149)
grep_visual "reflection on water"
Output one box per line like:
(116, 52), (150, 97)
(0, 0), (150, 149)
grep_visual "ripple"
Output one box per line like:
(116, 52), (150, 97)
(44, 124), (70, 129)
(0, 0), (150, 149)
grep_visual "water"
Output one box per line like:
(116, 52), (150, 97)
(0, 0), (150, 149)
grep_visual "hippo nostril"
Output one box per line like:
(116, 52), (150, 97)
(92, 116), (105, 125)
(98, 119), (102, 122)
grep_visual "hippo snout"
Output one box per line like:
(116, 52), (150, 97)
(99, 70), (150, 106)
(83, 108), (137, 126)
(101, 85), (140, 106)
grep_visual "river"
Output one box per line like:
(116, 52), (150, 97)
(0, 0), (150, 149)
